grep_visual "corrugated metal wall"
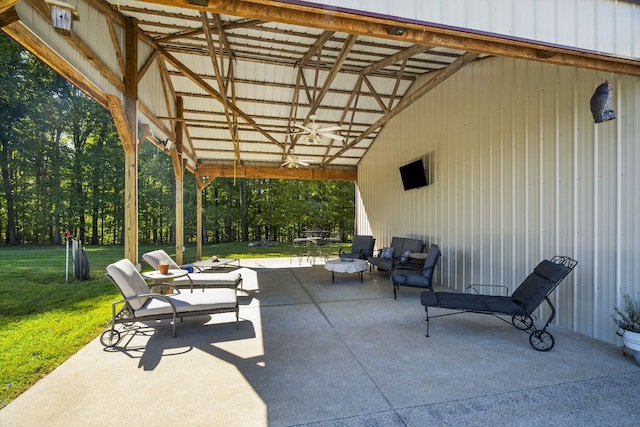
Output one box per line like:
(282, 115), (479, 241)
(319, 0), (640, 59)
(357, 56), (640, 345)
(15, 1), (122, 97)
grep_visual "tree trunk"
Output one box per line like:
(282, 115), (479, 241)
(0, 136), (18, 244)
(240, 179), (249, 241)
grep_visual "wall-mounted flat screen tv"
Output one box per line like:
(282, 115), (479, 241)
(399, 159), (428, 190)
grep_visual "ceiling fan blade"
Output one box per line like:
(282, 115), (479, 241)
(293, 124), (311, 132)
(319, 126), (342, 133)
(322, 132), (345, 141)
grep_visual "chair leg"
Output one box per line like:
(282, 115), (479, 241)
(424, 306), (430, 337)
(393, 284), (397, 299)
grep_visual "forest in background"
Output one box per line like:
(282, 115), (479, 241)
(0, 34), (355, 246)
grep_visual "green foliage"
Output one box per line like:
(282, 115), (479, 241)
(612, 294), (640, 333)
(0, 33), (355, 247)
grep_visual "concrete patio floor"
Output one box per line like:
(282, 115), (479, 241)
(2, 257), (639, 427)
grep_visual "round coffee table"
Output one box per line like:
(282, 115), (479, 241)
(324, 259), (368, 283)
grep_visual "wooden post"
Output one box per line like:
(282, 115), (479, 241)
(173, 97), (184, 265)
(196, 178), (202, 260)
(195, 175), (214, 260)
(124, 17), (138, 263)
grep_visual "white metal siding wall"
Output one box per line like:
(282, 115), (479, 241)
(316, 0), (640, 59)
(15, 1), (121, 98)
(357, 56), (640, 345)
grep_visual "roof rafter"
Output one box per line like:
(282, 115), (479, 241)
(324, 52), (480, 166)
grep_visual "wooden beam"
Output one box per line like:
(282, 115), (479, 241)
(298, 30), (335, 66)
(173, 97), (185, 264)
(0, 0), (19, 16)
(26, 0), (124, 91)
(159, 48), (284, 148)
(141, 0), (640, 77)
(196, 177), (203, 260)
(107, 95), (135, 152)
(307, 34), (357, 116)
(324, 52), (480, 166)
(0, 5), (19, 26)
(196, 164), (357, 182)
(360, 44), (432, 75)
(123, 17), (138, 263)
(105, 15), (126, 76)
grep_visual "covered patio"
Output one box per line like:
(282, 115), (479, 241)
(2, 258), (639, 426)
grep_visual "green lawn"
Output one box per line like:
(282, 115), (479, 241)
(0, 241), (342, 408)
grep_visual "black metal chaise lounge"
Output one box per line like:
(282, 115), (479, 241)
(420, 256), (577, 351)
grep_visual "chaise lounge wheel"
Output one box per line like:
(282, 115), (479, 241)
(529, 330), (554, 352)
(100, 329), (121, 348)
(512, 315), (534, 331)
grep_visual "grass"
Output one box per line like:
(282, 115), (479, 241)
(0, 241), (343, 408)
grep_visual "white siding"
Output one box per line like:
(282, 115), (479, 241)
(15, 1), (121, 97)
(316, 0), (640, 59)
(357, 56), (640, 345)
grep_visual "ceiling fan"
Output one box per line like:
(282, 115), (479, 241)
(290, 114), (345, 144)
(281, 151), (311, 168)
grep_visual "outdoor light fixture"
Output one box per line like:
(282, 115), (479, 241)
(590, 80), (616, 123)
(388, 26), (407, 36)
(45, 0), (79, 35)
(164, 139), (174, 151)
(187, 0), (209, 6)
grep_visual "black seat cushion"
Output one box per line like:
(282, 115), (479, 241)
(420, 291), (525, 315)
(511, 261), (569, 313)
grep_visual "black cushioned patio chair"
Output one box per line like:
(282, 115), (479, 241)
(338, 235), (376, 260)
(368, 237), (423, 271)
(391, 244), (441, 299)
(420, 256), (577, 351)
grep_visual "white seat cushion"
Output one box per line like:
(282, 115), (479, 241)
(135, 288), (237, 317)
(171, 272), (241, 287)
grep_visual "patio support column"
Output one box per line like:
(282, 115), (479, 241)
(195, 175), (215, 260)
(172, 97), (184, 264)
(120, 18), (138, 264)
